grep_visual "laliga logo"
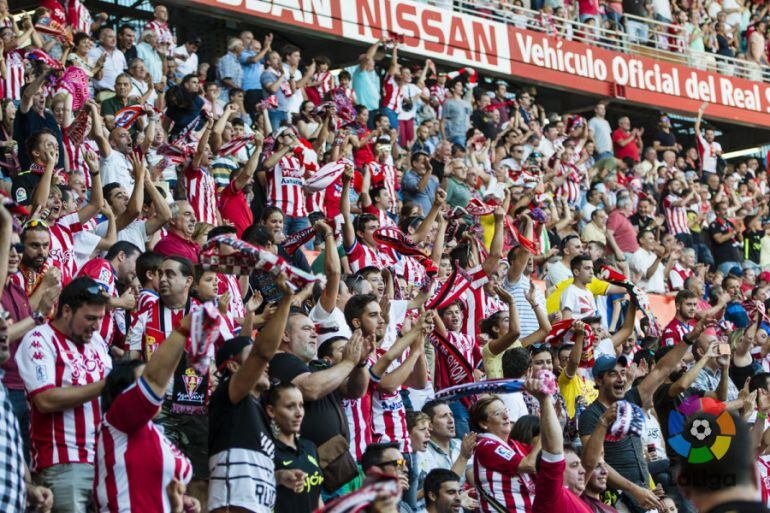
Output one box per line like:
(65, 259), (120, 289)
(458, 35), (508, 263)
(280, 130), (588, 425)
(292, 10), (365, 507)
(667, 397), (735, 464)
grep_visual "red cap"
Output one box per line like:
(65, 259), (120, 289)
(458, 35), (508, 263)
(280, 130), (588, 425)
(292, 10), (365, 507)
(760, 271), (770, 283)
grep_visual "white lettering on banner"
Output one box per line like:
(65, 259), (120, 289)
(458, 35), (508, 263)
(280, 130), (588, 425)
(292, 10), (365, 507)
(217, 0), (335, 29)
(516, 33), (606, 80)
(343, 0), (509, 69)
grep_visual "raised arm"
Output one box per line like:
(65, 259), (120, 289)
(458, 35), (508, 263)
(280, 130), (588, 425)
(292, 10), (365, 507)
(20, 67), (50, 114)
(143, 175), (173, 235)
(482, 202), (507, 277)
(228, 277), (293, 404)
(340, 165), (356, 250)
(30, 146), (56, 215)
(234, 137), (263, 191)
(78, 152), (103, 225)
(315, 220), (340, 314)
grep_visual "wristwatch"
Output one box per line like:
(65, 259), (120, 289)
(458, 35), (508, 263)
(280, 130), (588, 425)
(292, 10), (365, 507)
(31, 310), (46, 326)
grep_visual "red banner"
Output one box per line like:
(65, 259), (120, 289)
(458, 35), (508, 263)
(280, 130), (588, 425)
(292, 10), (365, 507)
(185, 0), (770, 127)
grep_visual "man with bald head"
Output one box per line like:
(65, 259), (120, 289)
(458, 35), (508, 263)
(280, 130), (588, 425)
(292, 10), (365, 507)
(154, 200), (201, 263)
(145, 4), (176, 55)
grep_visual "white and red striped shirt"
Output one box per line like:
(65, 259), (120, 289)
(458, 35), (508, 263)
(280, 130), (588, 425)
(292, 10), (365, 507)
(758, 455), (770, 509)
(459, 268), (489, 340)
(474, 433), (535, 513)
(310, 71), (334, 100)
(15, 323), (112, 471)
(366, 161), (398, 214)
(184, 165), (218, 226)
(369, 348), (411, 454)
(696, 133), (722, 174)
(668, 263), (693, 291)
(144, 20), (176, 48)
(663, 193), (690, 235)
(70, 0), (93, 34)
(380, 74), (402, 112)
(555, 162), (583, 207)
(660, 317), (696, 347)
(78, 258), (119, 346)
(346, 239), (395, 273)
(217, 274), (245, 320)
(266, 153), (308, 218)
(50, 212), (85, 287)
(94, 377), (193, 513)
(342, 396), (371, 462)
(3, 49), (26, 101)
(64, 136), (98, 183)
(393, 255), (427, 287)
(127, 294), (184, 361)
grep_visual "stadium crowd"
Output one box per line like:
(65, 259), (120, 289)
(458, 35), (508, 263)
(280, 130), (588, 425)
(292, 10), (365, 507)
(3, 1), (770, 513)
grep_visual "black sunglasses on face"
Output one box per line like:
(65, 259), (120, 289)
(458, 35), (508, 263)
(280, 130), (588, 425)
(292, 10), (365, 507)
(10, 243), (23, 253)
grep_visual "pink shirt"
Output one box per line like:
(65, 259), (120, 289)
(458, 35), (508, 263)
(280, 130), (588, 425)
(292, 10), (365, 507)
(607, 209), (640, 253)
(153, 230), (201, 263)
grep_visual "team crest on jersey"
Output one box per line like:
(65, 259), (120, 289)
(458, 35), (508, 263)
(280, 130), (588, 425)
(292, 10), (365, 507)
(15, 188), (27, 203)
(98, 267), (112, 289)
(182, 368), (202, 397)
(494, 445), (515, 461)
(35, 364), (47, 384)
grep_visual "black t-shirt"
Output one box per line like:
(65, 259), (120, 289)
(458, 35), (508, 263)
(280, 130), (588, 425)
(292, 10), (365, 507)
(708, 217), (741, 265)
(745, 229), (763, 265)
(578, 388), (649, 489)
(652, 129), (677, 159)
(274, 437), (323, 513)
(13, 109), (65, 171)
(429, 158), (445, 182)
(268, 353), (345, 447)
(208, 378), (276, 512)
(470, 109), (498, 140)
(652, 382), (705, 458)
(11, 170), (42, 206)
(705, 501), (768, 513)
(629, 213), (655, 234)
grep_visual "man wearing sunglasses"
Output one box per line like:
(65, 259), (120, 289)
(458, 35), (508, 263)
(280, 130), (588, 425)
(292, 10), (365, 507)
(15, 277), (112, 513)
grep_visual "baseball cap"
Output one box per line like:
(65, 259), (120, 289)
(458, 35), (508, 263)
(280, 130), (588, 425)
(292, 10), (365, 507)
(591, 354), (629, 379)
(728, 266), (744, 277)
(215, 336), (253, 371)
(760, 271), (770, 283)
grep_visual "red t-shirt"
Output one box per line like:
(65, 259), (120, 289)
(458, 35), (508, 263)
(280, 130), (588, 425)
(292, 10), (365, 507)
(612, 128), (640, 162)
(154, 230), (201, 263)
(533, 455), (592, 513)
(607, 209), (640, 253)
(660, 316), (697, 347)
(219, 181), (252, 237)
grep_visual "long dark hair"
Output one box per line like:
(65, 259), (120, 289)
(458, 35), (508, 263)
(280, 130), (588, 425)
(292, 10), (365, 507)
(101, 360), (145, 413)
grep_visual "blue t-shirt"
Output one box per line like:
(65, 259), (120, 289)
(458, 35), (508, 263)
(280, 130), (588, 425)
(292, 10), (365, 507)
(350, 66), (379, 111)
(240, 50), (264, 91)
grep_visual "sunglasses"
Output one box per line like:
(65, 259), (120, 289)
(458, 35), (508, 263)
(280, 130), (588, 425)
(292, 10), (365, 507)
(380, 458), (407, 469)
(23, 219), (49, 230)
(10, 243), (23, 253)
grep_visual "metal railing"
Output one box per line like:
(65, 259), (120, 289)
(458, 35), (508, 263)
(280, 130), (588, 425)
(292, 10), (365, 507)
(443, 1), (770, 82)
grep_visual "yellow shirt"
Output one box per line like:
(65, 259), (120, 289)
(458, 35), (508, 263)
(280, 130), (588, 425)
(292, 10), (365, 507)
(558, 370), (599, 419)
(581, 222), (607, 245)
(482, 341), (522, 379)
(546, 277), (611, 314)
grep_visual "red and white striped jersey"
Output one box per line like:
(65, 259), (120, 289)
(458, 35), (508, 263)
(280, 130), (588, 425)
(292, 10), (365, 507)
(380, 74), (402, 112)
(660, 317), (696, 347)
(758, 455), (770, 509)
(136, 289), (159, 315)
(473, 433), (535, 513)
(369, 348), (411, 454)
(663, 194), (690, 235)
(78, 258), (119, 346)
(362, 204), (396, 230)
(15, 323), (112, 471)
(71, 0), (93, 34)
(265, 153), (308, 218)
(305, 190), (325, 217)
(431, 331), (480, 393)
(484, 294), (507, 317)
(184, 165), (218, 226)
(459, 268), (490, 340)
(554, 162), (583, 207)
(127, 294), (185, 361)
(366, 161), (398, 214)
(696, 133), (722, 174)
(310, 71), (334, 99)
(3, 49), (26, 101)
(64, 136), (98, 184)
(144, 20), (176, 48)
(94, 377), (193, 513)
(393, 255), (427, 288)
(342, 396), (371, 462)
(50, 213), (85, 287)
(668, 263), (694, 292)
(345, 239), (396, 273)
(217, 274), (245, 320)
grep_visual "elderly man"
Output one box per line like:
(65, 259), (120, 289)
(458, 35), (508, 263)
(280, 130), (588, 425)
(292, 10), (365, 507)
(217, 37), (244, 102)
(89, 26), (127, 100)
(144, 4), (175, 52)
(135, 29), (163, 86)
(612, 116), (643, 164)
(154, 201), (201, 263)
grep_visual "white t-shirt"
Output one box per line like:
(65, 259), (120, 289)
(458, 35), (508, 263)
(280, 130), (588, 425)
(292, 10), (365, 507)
(560, 284), (598, 320)
(500, 391), (529, 423)
(545, 260), (572, 289)
(629, 248), (666, 294)
(309, 302), (352, 345)
(173, 45), (198, 76)
(281, 64), (303, 114)
(95, 218), (148, 252)
(588, 116), (612, 154)
(100, 150), (135, 193)
(398, 83), (421, 121)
